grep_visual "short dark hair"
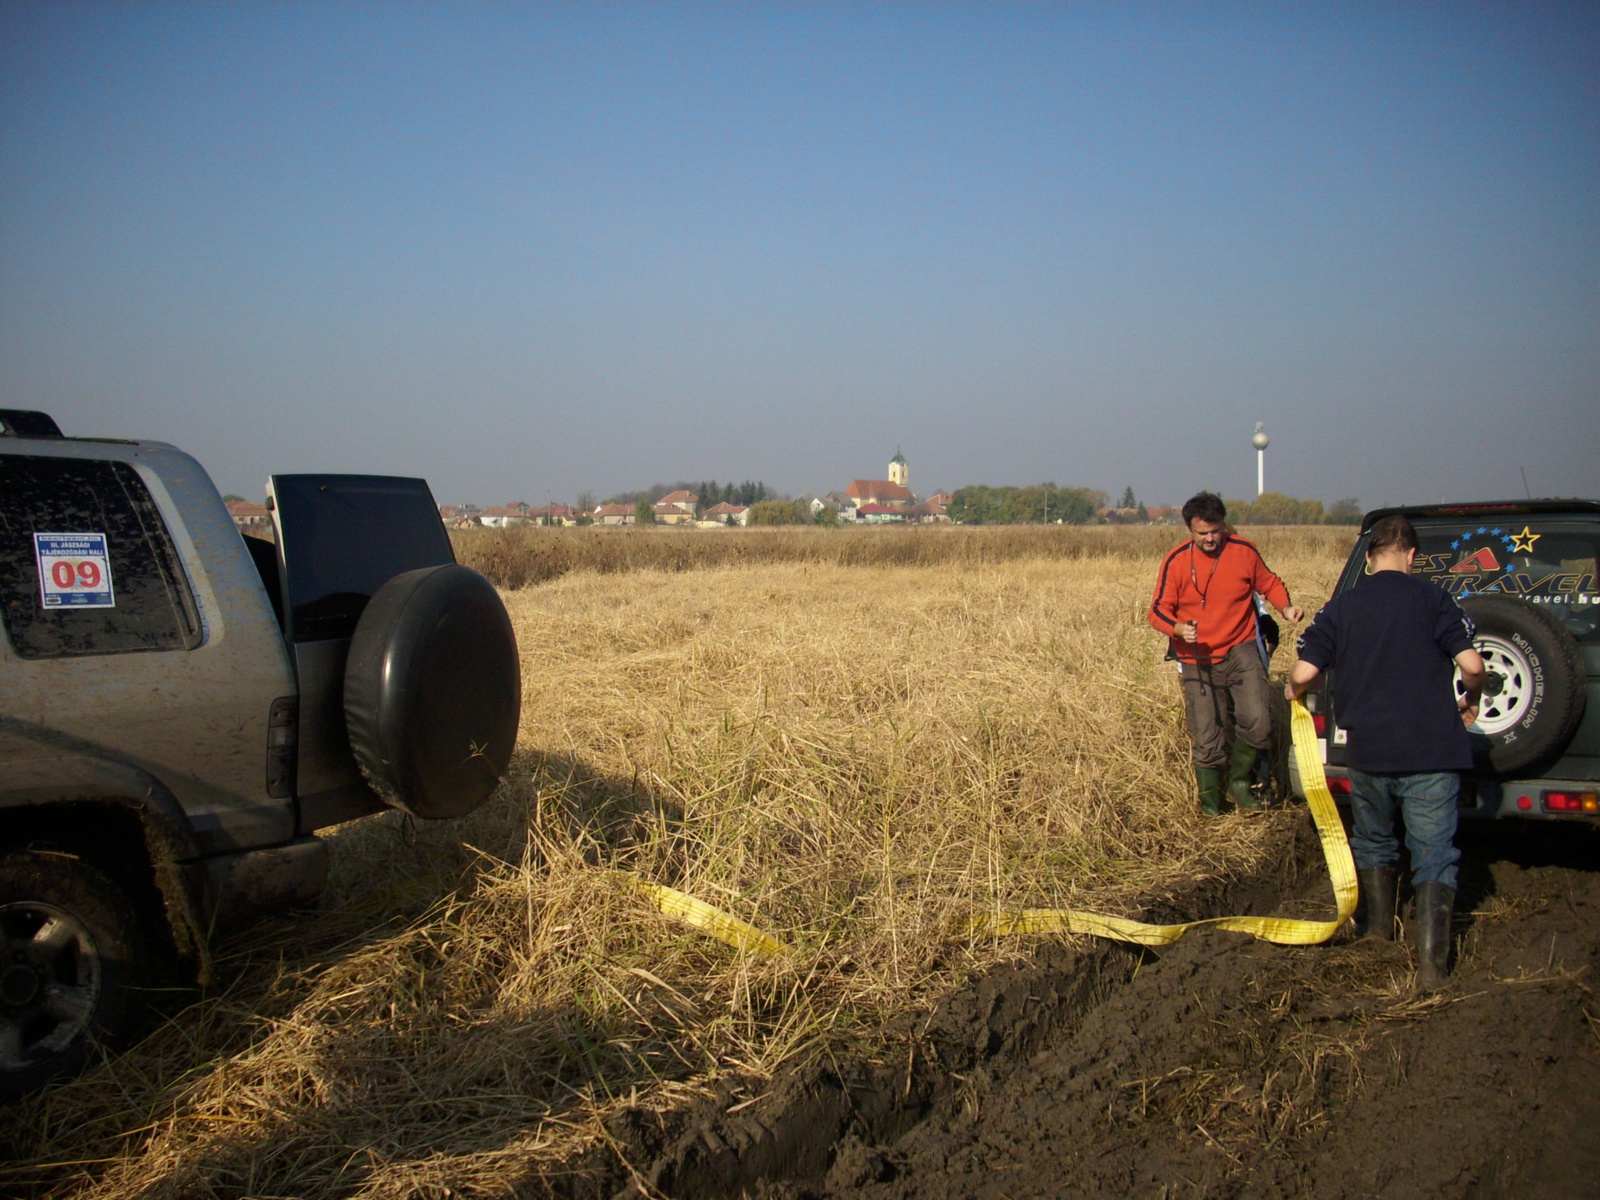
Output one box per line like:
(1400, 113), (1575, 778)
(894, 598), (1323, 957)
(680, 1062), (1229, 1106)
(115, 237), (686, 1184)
(1366, 515), (1418, 556)
(1182, 492), (1227, 526)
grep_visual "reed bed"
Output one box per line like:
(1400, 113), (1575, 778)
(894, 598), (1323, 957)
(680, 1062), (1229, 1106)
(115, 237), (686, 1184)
(4, 530), (1349, 1198)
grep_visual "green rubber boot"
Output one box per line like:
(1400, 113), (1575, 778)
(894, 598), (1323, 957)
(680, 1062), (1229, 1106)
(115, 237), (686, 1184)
(1228, 740), (1264, 811)
(1196, 767), (1225, 817)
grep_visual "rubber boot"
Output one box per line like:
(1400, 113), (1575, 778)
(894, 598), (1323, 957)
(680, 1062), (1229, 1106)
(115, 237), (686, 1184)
(1227, 740), (1264, 811)
(1356, 866), (1397, 941)
(1413, 881), (1455, 991)
(1195, 767), (1224, 817)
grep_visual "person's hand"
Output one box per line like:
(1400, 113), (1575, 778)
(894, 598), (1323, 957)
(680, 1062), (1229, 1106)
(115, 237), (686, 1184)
(1284, 682), (1300, 703)
(1176, 620), (1199, 643)
(1459, 696), (1480, 727)
(1281, 604), (1305, 624)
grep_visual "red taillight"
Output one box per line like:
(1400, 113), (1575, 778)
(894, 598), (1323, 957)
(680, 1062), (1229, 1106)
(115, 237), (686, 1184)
(1516, 795), (1533, 811)
(1543, 790), (1599, 813)
(1312, 714), (1327, 736)
(1327, 776), (1352, 796)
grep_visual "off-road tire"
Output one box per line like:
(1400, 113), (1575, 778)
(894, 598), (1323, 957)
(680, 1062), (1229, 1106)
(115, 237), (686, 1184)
(1459, 596), (1586, 774)
(344, 564), (520, 819)
(0, 852), (145, 1102)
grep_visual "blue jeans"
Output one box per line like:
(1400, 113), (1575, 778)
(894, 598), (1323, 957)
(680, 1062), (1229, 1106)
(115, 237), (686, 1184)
(1346, 769), (1461, 888)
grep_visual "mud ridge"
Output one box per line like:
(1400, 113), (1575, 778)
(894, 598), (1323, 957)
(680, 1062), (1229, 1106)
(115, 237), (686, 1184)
(600, 817), (1596, 1200)
(535, 811), (1332, 1199)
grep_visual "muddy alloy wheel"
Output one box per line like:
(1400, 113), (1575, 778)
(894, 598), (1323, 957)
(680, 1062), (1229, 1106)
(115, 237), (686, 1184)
(0, 852), (144, 1102)
(1458, 596), (1587, 775)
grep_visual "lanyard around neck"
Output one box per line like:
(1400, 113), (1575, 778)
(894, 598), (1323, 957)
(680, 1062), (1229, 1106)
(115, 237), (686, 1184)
(1190, 541), (1223, 608)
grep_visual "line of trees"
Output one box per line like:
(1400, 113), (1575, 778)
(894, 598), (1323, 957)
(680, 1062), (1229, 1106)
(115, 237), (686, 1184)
(747, 499), (812, 526)
(698, 481), (770, 509)
(947, 484), (1103, 525)
(1224, 493), (1362, 525)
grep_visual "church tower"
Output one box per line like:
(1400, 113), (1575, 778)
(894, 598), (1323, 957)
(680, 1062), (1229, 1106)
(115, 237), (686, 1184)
(888, 447), (909, 488)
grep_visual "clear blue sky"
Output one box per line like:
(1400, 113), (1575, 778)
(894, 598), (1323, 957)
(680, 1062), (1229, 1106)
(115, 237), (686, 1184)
(2, 2), (1595, 508)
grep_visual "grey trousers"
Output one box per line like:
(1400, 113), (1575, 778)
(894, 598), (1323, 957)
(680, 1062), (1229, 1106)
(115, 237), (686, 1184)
(1180, 642), (1272, 768)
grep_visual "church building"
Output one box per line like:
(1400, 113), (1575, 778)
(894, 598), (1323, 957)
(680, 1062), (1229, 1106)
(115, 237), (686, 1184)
(844, 449), (916, 509)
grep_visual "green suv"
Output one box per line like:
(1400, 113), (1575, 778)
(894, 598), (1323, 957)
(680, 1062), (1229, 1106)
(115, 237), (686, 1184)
(1291, 499), (1598, 820)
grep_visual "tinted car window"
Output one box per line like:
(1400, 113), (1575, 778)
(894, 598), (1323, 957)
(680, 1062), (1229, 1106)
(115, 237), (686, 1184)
(272, 475), (454, 642)
(1400, 520), (1600, 645)
(0, 455), (202, 658)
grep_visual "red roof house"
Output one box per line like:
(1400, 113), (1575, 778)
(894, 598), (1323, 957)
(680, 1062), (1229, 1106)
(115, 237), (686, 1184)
(226, 500), (271, 532)
(845, 480), (914, 507)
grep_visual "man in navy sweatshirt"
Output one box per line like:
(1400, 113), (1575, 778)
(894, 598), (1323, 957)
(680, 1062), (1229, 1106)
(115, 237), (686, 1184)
(1285, 515), (1485, 989)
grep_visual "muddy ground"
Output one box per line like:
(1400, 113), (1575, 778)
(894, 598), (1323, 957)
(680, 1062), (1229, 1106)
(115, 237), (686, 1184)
(577, 814), (1600, 1200)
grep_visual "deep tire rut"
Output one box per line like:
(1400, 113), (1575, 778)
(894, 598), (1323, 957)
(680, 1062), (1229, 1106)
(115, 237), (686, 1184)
(559, 814), (1600, 1200)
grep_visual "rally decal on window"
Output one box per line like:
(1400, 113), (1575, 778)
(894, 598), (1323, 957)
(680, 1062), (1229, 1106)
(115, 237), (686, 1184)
(34, 532), (115, 608)
(1412, 525), (1597, 602)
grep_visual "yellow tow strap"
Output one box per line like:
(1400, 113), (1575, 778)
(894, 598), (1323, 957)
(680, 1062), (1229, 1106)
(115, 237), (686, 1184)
(965, 700), (1357, 946)
(635, 701), (1355, 955)
(631, 877), (788, 956)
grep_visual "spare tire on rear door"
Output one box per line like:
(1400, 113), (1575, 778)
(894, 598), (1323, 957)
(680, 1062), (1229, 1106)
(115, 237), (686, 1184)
(1459, 595), (1585, 775)
(344, 564), (520, 819)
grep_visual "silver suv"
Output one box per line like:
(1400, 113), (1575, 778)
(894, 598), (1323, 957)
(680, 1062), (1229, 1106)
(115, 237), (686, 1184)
(0, 410), (520, 1098)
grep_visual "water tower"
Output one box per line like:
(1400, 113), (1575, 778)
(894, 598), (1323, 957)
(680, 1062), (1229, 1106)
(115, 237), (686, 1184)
(1251, 423), (1269, 498)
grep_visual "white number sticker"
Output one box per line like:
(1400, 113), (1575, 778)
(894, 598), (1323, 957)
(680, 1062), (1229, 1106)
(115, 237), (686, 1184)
(34, 532), (115, 608)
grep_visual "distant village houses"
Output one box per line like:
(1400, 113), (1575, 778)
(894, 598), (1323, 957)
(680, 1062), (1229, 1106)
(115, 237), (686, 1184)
(831, 449), (948, 524)
(478, 503), (534, 528)
(527, 503), (578, 526)
(652, 490), (698, 525)
(225, 500), (271, 534)
(434, 448), (954, 533)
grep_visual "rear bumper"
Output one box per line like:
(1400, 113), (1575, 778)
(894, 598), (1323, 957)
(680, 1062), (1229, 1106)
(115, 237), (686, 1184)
(1457, 776), (1600, 820)
(1288, 755), (1600, 822)
(185, 835), (329, 931)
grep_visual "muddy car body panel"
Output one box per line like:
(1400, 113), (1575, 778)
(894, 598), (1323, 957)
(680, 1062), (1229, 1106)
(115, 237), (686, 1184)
(1, 438), (299, 852)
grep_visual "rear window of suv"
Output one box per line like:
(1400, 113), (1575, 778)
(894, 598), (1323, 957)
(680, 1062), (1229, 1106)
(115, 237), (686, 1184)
(1358, 518), (1600, 646)
(0, 455), (202, 658)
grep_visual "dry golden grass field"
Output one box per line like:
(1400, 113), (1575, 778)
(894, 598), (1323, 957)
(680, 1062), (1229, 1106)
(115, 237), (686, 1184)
(4, 526), (1354, 1199)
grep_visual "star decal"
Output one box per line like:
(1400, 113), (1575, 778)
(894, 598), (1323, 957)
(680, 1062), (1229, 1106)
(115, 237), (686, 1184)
(1509, 525), (1541, 553)
(1445, 526), (1522, 598)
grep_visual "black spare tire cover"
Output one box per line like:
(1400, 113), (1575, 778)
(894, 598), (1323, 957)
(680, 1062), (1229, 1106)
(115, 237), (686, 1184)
(344, 564), (520, 819)
(1459, 595), (1585, 775)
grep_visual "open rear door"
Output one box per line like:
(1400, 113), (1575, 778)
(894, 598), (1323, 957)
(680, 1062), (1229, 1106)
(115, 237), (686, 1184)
(266, 474), (455, 831)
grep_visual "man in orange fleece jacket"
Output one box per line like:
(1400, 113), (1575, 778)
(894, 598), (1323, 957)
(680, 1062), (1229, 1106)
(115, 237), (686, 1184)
(1149, 492), (1304, 815)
